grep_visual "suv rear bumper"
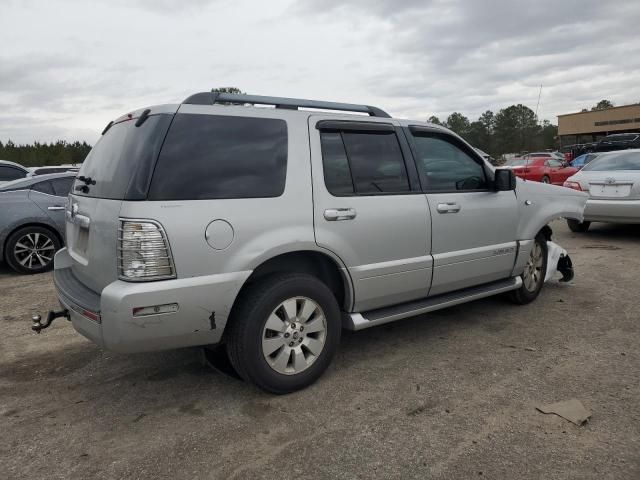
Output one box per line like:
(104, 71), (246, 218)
(53, 248), (251, 353)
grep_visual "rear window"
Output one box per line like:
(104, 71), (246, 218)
(582, 151), (640, 171)
(148, 114), (288, 200)
(74, 114), (173, 200)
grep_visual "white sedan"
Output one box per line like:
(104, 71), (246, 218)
(563, 149), (640, 232)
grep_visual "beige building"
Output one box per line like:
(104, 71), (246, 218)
(557, 103), (640, 146)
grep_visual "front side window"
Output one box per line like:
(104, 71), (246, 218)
(319, 130), (410, 195)
(149, 114), (288, 200)
(547, 159), (563, 167)
(410, 133), (487, 192)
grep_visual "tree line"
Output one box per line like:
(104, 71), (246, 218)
(427, 104), (558, 159)
(0, 93), (616, 166)
(0, 140), (92, 167)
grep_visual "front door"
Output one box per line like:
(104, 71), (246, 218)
(405, 127), (518, 296)
(309, 116), (432, 312)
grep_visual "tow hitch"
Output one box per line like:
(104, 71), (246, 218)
(31, 309), (70, 333)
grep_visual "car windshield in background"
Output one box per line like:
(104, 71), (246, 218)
(582, 151), (640, 171)
(506, 158), (528, 166)
(603, 134), (637, 142)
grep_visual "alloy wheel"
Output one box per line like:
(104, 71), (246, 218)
(13, 232), (56, 270)
(262, 297), (327, 375)
(523, 241), (544, 292)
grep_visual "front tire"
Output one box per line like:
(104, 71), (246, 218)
(541, 175), (550, 184)
(567, 219), (590, 233)
(510, 234), (548, 305)
(226, 273), (341, 394)
(4, 226), (61, 274)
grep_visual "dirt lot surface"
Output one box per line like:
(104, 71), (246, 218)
(1, 220), (639, 479)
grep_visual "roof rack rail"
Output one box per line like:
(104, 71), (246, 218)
(182, 92), (391, 118)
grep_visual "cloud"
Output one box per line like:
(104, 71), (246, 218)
(292, 0), (640, 121)
(1, 0), (639, 144)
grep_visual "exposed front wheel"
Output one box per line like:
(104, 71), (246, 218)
(541, 176), (550, 184)
(567, 219), (590, 233)
(5, 226), (61, 274)
(226, 273), (341, 394)
(510, 234), (548, 305)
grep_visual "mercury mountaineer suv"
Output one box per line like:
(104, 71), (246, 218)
(36, 92), (587, 393)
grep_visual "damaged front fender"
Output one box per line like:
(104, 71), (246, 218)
(515, 180), (588, 240)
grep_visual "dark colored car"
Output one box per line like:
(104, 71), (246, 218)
(594, 133), (640, 152)
(0, 173), (75, 274)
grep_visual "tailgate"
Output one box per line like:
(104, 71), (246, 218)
(66, 194), (122, 293)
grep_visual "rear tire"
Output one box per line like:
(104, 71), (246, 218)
(567, 219), (590, 233)
(510, 234), (548, 305)
(4, 226), (61, 274)
(226, 273), (341, 394)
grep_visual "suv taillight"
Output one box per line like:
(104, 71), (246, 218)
(118, 219), (176, 281)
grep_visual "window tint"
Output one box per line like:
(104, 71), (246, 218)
(149, 114), (288, 200)
(75, 114), (173, 200)
(0, 166), (26, 181)
(32, 180), (55, 195)
(411, 133), (487, 191)
(320, 132), (354, 195)
(51, 177), (74, 196)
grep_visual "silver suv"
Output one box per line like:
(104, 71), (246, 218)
(40, 92), (587, 393)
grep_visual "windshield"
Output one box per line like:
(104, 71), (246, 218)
(506, 158), (529, 166)
(582, 151), (640, 171)
(74, 114), (173, 199)
(602, 134), (638, 142)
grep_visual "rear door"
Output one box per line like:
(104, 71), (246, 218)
(309, 116), (432, 312)
(28, 178), (72, 231)
(405, 126), (518, 296)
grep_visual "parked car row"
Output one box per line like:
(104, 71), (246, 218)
(0, 173), (75, 273)
(563, 149), (640, 232)
(0, 159), (78, 185)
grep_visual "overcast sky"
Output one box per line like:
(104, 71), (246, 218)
(1, 0), (639, 144)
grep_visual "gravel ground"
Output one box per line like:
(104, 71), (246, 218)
(1, 220), (639, 480)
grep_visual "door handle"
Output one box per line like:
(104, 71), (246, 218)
(436, 202), (461, 214)
(48, 206), (65, 211)
(324, 208), (357, 221)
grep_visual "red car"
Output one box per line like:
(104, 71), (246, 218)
(505, 156), (578, 185)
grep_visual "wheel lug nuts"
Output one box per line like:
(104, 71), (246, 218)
(290, 323), (296, 329)
(289, 341), (294, 347)
(299, 326), (304, 332)
(284, 332), (290, 338)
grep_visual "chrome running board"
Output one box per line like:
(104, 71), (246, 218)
(346, 277), (522, 331)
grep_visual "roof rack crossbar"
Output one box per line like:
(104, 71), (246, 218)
(182, 92), (391, 118)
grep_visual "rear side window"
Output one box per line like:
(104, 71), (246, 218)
(319, 130), (410, 195)
(148, 114), (288, 200)
(0, 166), (26, 181)
(32, 180), (55, 195)
(51, 177), (74, 196)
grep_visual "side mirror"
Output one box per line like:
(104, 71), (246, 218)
(494, 168), (516, 191)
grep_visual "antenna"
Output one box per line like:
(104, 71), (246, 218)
(535, 84), (543, 121)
